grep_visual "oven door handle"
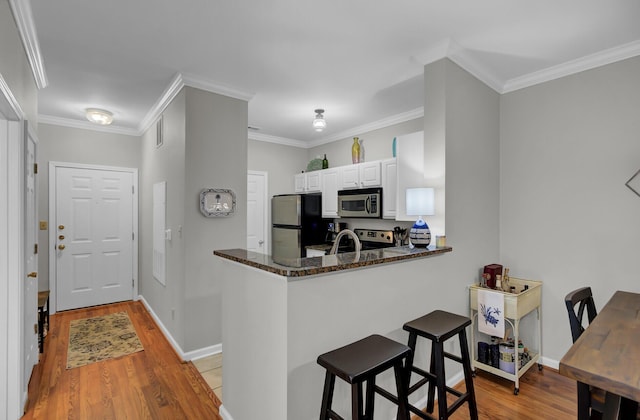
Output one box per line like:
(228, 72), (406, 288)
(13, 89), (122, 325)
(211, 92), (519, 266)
(365, 196), (370, 214)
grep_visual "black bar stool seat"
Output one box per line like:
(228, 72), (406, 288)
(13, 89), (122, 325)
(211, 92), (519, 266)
(317, 334), (411, 420)
(403, 310), (478, 420)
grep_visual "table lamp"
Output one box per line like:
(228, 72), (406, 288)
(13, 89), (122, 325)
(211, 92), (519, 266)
(406, 187), (435, 247)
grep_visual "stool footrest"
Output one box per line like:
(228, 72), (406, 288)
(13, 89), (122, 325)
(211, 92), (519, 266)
(411, 365), (436, 382)
(374, 385), (398, 405)
(447, 392), (472, 417)
(443, 351), (462, 364)
(408, 376), (430, 395)
(407, 404), (437, 420)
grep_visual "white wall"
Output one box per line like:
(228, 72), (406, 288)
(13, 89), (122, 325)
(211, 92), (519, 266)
(500, 56), (640, 363)
(183, 87), (248, 350)
(248, 139), (308, 197)
(36, 123), (141, 291)
(0, 0), (37, 124)
(139, 90), (187, 347)
(308, 118), (424, 169)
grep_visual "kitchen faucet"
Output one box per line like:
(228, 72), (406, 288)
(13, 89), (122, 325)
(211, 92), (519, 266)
(329, 229), (361, 255)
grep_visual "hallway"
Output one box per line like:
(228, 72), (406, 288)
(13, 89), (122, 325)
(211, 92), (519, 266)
(22, 301), (222, 419)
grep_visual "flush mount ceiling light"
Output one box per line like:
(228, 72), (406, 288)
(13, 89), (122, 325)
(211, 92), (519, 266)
(312, 108), (326, 132)
(85, 108), (114, 125)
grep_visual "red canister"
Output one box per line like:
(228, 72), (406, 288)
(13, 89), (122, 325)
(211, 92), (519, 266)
(483, 264), (503, 289)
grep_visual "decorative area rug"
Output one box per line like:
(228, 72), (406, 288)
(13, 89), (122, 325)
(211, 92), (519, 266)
(67, 311), (144, 369)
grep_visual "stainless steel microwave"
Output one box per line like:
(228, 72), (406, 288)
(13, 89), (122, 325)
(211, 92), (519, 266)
(337, 188), (382, 218)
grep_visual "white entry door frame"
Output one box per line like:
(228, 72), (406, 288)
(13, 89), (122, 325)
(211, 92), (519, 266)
(0, 73), (28, 419)
(48, 162), (139, 314)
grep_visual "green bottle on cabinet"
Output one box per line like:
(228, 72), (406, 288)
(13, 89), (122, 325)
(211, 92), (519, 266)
(322, 154), (329, 169)
(351, 137), (360, 164)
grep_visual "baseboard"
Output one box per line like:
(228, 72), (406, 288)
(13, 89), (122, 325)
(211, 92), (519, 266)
(540, 356), (559, 370)
(220, 404), (233, 420)
(138, 295), (223, 362)
(138, 295), (186, 359)
(185, 343), (222, 361)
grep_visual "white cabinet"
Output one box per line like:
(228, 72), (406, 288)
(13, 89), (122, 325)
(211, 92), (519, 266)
(321, 168), (340, 218)
(360, 161), (382, 187)
(294, 171), (322, 193)
(340, 161), (381, 189)
(294, 173), (305, 193)
(381, 158), (397, 219)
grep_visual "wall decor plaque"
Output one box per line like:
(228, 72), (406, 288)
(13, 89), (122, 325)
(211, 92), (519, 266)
(200, 188), (236, 217)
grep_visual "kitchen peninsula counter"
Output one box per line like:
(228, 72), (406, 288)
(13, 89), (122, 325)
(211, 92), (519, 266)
(214, 245), (452, 278)
(214, 244), (454, 420)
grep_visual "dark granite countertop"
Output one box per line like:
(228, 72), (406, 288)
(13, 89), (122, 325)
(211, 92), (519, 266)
(213, 245), (452, 278)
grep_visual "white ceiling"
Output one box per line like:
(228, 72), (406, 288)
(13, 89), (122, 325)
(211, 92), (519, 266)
(27, 0), (640, 146)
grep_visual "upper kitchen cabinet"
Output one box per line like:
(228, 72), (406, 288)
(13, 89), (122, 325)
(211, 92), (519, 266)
(321, 168), (340, 218)
(294, 171), (322, 193)
(340, 161), (381, 189)
(381, 158), (397, 219)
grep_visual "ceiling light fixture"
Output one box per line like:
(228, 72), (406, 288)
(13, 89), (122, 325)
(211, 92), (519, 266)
(85, 108), (114, 125)
(312, 109), (326, 132)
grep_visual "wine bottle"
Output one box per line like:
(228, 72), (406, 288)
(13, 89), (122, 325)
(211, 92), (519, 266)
(322, 154), (328, 169)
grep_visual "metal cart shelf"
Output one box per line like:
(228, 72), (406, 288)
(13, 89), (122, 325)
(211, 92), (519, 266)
(469, 277), (542, 395)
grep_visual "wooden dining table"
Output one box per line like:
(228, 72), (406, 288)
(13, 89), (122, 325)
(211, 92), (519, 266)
(559, 290), (640, 419)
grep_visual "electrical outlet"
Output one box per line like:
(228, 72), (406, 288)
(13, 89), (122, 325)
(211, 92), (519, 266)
(39, 220), (48, 230)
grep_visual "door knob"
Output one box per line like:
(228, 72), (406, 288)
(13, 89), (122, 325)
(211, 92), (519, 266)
(58, 225), (65, 230)
(58, 244), (66, 250)
(27, 272), (37, 278)
(258, 240), (264, 245)
(58, 235), (65, 240)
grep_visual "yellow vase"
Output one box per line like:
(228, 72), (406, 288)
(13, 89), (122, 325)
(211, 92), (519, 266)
(351, 137), (360, 164)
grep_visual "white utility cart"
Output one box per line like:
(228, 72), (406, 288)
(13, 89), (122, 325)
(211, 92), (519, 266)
(469, 277), (543, 395)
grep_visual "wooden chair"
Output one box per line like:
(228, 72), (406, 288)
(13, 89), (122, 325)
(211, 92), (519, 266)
(564, 287), (639, 420)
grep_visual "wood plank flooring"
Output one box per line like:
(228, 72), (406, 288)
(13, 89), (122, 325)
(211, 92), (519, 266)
(22, 299), (580, 419)
(22, 301), (222, 420)
(440, 367), (578, 419)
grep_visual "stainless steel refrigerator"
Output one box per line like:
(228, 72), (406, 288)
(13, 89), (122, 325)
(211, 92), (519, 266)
(272, 193), (326, 259)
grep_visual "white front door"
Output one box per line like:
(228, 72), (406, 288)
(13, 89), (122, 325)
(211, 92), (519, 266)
(247, 171), (268, 254)
(54, 165), (135, 311)
(23, 122), (38, 390)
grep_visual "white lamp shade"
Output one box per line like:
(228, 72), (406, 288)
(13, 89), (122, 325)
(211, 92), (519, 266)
(406, 188), (435, 216)
(312, 117), (326, 131)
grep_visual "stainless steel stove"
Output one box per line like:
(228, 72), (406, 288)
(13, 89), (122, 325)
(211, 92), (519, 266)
(354, 229), (395, 250)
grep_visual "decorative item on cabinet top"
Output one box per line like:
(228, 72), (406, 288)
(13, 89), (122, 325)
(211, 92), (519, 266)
(200, 188), (236, 217)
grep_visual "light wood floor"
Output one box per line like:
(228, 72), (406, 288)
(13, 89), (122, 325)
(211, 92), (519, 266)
(22, 299), (579, 419)
(22, 300), (222, 420)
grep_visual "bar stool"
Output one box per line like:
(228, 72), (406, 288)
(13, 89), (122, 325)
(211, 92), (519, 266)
(403, 310), (478, 420)
(317, 334), (411, 420)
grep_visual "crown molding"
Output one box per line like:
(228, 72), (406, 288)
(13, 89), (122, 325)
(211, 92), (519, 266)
(248, 131), (307, 148)
(8, 0), (48, 89)
(0, 73), (26, 120)
(502, 39), (640, 93)
(137, 73), (185, 135)
(446, 50), (504, 93)
(39, 114), (140, 136)
(182, 73), (255, 102)
(306, 107), (425, 148)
